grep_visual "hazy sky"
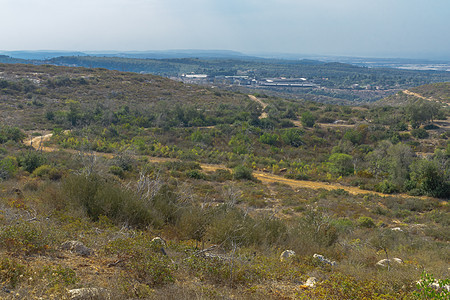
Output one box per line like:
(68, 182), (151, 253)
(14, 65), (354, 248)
(2, 0), (450, 59)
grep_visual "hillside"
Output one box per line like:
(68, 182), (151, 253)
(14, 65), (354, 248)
(410, 82), (450, 104)
(0, 64), (449, 299)
(380, 82), (450, 107)
(2, 55), (450, 104)
(0, 63), (251, 130)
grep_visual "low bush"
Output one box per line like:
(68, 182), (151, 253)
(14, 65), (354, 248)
(105, 234), (176, 287)
(232, 165), (253, 180)
(32, 164), (52, 178)
(207, 169), (232, 182)
(411, 128), (429, 139)
(357, 216), (376, 228)
(415, 272), (450, 300)
(186, 169), (206, 180)
(0, 156), (18, 180)
(63, 174), (180, 228)
(0, 222), (51, 255)
(0, 257), (26, 288)
(18, 150), (46, 173)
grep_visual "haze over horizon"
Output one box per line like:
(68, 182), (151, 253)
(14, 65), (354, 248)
(2, 0), (450, 60)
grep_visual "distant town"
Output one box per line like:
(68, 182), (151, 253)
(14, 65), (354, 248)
(174, 73), (386, 91)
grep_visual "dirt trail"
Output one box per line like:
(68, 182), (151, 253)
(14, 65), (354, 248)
(248, 95), (269, 119)
(403, 90), (430, 101)
(26, 133), (424, 199)
(25, 133), (176, 163)
(254, 171), (383, 196)
(403, 90), (449, 107)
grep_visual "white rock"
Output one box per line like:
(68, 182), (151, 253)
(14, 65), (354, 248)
(280, 250), (296, 261)
(68, 288), (110, 300)
(151, 237), (166, 246)
(305, 277), (318, 287)
(376, 258), (403, 267)
(391, 227), (403, 232)
(313, 254), (336, 266)
(61, 241), (93, 256)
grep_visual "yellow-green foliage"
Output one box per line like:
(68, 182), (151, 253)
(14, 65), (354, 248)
(0, 222), (51, 255)
(0, 257), (26, 288)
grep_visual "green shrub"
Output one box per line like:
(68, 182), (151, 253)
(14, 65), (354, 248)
(0, 222), (51, 255)
(305, 273), (407, 299)
(205, 207), (247, 248)
(18, 150), (46, 173)
(0, 156), (18, 180)
(258, 132), (279, 146)
(41, 265), (78, 287)
(48, 167), (63, 180)
(130, 254), (175, 286)
(32, 164), (52, 178)
(63, 174), (179, 228)
(377, 180), (398, 194)
(409, 160), (449, 198)
(191, 130), (212, 145)
(328, 153), (354, 176)
(232, 165), (253, 180)
(0, 126), (26, 143)
(301, 111), (316, 127)
(281, 128), (303, 147)
(287, 210), (339, 253)
(423, 124), (439, 130)
(415, 272), (450, 300)
(343, 128), (364, 145)
(109, 165), (124, 178)
(186, 169), (206, 180)
(411, 128), (429, 139)
(332, 218), (354, 233)
(105, 234), (176, 287)
(357, 216), (376, 228)
(177, 206), (211, 241)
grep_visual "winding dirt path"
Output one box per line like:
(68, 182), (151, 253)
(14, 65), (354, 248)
(403, 90), (430, 101)
(248, 95), (269, 119)
(25, 133), (423, 198)
(403, 90), (449, 107)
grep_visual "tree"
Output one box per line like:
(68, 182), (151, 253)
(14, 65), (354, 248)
(410, 160), (449, 198)
(229, 132), (251, 154)
(387, 143), (414, 189)
(328, 153), (354, 176)
(281, 129), (303, 147)
(366, 140), (391, 179)
(301, 111), (316, 127)
(66, 100), (82, 126)
(406, 99), (441, 127)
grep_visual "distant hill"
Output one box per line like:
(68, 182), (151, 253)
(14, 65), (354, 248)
(1, 52), (450, 104)
(0, 63), (250, 130)
(0, 50), (250, 60)
(0, 55), (29, 64)
(379, 82), (450, 106)
(0, 51), (87, 60)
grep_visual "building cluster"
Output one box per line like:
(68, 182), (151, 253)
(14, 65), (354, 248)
(178, 73), (318, 88)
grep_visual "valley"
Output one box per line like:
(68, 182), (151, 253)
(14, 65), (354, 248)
(0, 62), (448, 299)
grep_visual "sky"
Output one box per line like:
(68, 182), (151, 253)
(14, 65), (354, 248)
(1, 0), (450, 59)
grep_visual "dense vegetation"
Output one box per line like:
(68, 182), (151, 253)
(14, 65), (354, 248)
(0, 63), (448, 299)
